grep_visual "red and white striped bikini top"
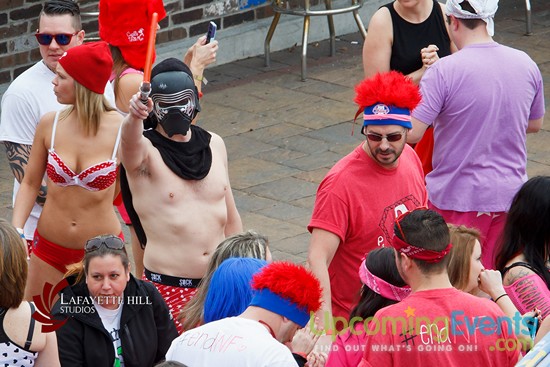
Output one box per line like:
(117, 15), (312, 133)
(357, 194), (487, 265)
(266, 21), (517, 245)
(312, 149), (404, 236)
(46, 111), (122, 192)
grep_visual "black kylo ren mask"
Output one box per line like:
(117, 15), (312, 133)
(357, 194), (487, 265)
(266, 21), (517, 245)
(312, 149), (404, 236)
(148, 59), (201, 136)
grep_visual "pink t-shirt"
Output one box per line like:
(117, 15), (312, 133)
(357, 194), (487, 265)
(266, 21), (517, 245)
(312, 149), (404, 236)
(308, 143), (427, 319)
(326, 322), (367, 367)
(360, 288), (520, 367)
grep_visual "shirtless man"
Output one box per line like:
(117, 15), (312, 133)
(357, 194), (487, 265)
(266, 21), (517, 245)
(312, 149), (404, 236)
(121, 58), (242, 332)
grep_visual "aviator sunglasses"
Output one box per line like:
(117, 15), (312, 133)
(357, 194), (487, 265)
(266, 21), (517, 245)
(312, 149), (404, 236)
(364, 131), (405, 143)
(85, 235), (124, 253)
(35, 31), (79, 46)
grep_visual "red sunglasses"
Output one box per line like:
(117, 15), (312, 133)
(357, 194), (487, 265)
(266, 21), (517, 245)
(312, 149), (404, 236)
(35, 32), (78, 46)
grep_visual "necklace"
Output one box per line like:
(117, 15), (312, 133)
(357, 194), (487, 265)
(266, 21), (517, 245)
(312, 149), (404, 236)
(258, 320), (276, 339)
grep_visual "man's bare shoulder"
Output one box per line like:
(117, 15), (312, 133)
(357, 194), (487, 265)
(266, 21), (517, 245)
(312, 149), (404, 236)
(206, 130), (224, 143)
(205, 130), (227, 151)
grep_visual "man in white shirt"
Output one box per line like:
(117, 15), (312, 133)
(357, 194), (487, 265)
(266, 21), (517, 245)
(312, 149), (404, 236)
(166, 261), (322, 367)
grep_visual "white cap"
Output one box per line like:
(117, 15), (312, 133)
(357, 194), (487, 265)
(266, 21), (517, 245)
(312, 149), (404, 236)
(446, 0), (499, 36)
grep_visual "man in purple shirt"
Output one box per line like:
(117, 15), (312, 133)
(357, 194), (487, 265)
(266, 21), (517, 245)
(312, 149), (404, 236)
(407, 0), (545, 268)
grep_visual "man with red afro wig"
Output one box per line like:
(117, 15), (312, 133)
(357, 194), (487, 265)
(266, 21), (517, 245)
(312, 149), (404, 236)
(307, 71), (428, 329)
(165, 261), (322, 366)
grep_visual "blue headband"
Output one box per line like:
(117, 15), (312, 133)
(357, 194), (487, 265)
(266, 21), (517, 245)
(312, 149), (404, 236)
(250, 288), (310, 327)
(363, 103), (412, 129)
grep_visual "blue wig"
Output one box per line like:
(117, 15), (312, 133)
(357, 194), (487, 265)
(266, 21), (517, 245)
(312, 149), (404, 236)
(203, 257), (267, 323)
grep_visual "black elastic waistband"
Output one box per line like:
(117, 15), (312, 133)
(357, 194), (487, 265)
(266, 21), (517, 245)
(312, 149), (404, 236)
(144, 268), (202, 288)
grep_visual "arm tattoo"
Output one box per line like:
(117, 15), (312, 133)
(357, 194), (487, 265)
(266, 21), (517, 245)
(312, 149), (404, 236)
(505, 267), (531, 286)
(4, 141), (47, 205)
(4, 141), (30, 183)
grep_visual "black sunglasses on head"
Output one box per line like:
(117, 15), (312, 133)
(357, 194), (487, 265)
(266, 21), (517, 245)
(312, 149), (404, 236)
(35, 32), (78, 46)
(85, 235), (124, 253)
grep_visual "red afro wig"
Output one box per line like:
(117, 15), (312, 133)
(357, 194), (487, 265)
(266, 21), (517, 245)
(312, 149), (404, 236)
(251, 261), (322, 314)
(354, 71), (421, 111)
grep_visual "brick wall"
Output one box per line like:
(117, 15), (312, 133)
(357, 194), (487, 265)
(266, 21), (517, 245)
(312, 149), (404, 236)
(0, 0), (281, 85)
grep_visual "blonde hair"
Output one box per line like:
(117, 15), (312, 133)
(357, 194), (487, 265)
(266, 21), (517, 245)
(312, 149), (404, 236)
(59, 80), (115, 136)
(180, 230), (269, 330)
(447, 224), (481, 292)
(0, 219), (28, 308)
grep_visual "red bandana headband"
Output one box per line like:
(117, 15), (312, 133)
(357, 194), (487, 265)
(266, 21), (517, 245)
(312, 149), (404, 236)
(392, 235), (452, 263)
(358, 259), (411, 301)
(392, 208), (452, 262)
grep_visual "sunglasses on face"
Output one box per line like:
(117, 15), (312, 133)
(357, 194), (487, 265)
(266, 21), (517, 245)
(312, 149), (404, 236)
(365, 132), (405, 143)
(35, 32), (78, 46)
(85, 235), (124, 253)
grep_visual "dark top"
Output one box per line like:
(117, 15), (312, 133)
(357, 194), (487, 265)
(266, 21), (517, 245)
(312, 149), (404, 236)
(52, 274), (178, 367)
(0, 303), (37, 366)
(384, 0), (452, 75)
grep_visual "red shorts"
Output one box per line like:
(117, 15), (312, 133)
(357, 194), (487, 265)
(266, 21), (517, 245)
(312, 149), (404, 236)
(142, 268), (201, 334)
(32, 231), (125, 274)
(414, 127), (434, 177)
(32, 231), (85, 274)
(117, 203), (131, 226)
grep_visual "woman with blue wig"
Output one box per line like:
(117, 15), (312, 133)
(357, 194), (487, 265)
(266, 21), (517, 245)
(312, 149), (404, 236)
(203, 257), (267, 323)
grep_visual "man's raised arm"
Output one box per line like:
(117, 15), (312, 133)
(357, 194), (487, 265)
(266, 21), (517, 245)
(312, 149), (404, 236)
(120, 92), (153, 172)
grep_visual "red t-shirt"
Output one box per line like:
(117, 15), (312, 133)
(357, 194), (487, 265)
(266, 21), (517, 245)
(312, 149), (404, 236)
(308, 143), (427, 319)
(360, 288), (520, 366)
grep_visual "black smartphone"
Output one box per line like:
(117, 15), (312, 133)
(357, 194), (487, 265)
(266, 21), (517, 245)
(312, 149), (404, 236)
(206, 21), (217, 44)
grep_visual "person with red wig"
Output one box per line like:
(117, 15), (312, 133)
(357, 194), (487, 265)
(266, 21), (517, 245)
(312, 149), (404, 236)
(307, 71), (427, 325)
(165, 261), (322, 366)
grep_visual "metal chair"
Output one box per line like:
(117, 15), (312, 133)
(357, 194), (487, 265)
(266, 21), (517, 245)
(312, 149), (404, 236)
(81, 12), (100, 41)
(524, 0), (532, 35)
(264, 0), (367, 81)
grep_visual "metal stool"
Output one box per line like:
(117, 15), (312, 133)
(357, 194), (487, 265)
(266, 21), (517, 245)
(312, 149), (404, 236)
(264, 0), (367, 81)
(524, 0), (532, 35)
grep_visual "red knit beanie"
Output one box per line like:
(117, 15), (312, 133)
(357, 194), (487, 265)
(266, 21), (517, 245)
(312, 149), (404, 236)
(58, 41), (113, 94)
(99, 0), (166, 70)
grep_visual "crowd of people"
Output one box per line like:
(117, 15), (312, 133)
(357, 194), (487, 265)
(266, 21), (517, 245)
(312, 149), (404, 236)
(0, 0), (547, 366)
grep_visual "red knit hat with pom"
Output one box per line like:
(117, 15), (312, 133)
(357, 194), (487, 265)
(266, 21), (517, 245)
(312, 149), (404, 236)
(99, 0), (166, 70)
(354, 71), (422, 130)
(58, 41), (113, 94)
(249, 261), (322, 327)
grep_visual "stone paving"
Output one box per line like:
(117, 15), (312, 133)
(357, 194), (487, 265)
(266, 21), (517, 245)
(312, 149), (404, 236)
(0, 0), (548, 265)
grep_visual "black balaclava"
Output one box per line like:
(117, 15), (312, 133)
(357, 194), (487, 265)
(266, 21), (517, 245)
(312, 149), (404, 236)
(146, 58), (201, 135)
